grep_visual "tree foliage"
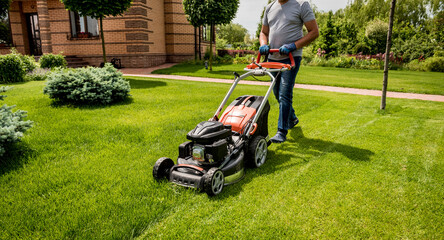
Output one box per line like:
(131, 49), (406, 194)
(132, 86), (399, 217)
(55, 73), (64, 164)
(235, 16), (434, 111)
(183, 0), (240, 27)
(315, 12), (337, 58)
(217, 23), (247, 44)
(183, 0), (240, 70)
(60, 0), (132, 19)
(305, 0), (442, 59)
(0, 0), (11, 19)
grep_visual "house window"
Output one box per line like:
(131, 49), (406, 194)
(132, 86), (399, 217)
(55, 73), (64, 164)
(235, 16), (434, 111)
(0, 13), (12, 46)
(69, 11), (98, 38)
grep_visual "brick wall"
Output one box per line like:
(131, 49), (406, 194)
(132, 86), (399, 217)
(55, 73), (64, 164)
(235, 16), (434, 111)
(6, 0), (211, 67)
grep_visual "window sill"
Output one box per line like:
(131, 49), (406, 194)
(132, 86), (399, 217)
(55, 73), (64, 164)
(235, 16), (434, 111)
(0, 44), (13, 48)
(69, 36), (100, 40)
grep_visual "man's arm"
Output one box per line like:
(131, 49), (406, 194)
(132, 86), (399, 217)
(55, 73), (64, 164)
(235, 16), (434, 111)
(294, 19), (319, 49)
(260, 25), (270, 46)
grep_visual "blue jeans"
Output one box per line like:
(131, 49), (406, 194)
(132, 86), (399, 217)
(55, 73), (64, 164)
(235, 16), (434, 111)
(270, 56), (302, 133)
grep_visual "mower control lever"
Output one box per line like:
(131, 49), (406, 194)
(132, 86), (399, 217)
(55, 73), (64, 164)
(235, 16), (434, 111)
(256, 49), (295, 68)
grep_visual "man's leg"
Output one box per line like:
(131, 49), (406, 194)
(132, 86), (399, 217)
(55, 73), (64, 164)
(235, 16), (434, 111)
(270, 57), (302, 143)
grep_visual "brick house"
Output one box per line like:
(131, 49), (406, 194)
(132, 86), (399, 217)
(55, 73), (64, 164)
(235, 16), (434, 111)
(0, 0), (214, 67)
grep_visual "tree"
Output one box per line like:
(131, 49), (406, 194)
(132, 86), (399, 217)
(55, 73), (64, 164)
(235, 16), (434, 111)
(0, 0), (11, 19)
(315, 11), (337, 58)
(217, 23), (247, 45)
(365, 19), (389, 54)
(183, 0), (240, 70)
(61, 0), (132, 64)
(381, 0), (397, 110)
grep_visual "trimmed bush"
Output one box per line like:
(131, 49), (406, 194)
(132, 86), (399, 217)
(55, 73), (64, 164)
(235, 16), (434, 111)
(423, 57), (444, 72)
(43, 63), (131, 105)
(39, 53), (67, 69)
(0, 53), (26, 83)
(20, 54), (38, 72)
(233, 54), (255, 64)
(0, 87), (33, 156)
(10, 48), (38, 73)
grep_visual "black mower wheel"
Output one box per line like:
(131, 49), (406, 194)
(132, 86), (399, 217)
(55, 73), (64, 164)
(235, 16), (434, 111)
(153, 157), (174, 181)
(203, 168), (224, 196)
(247, 135), (268, 168)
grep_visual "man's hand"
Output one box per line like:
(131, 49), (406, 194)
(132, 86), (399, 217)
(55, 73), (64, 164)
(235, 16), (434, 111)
(279, 43), (297, 55)
(259, 45), (270, 55)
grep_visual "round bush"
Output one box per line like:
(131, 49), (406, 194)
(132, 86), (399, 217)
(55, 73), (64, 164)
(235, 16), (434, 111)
(39, 53), (67, 69)
(10, 48), (38, 73)
(0, 54), (26, 83)
(43, 63), (131, 105)
(20, 54), (38, 72)
(424, 57), (444, 72)
(0, 87), (33, 156)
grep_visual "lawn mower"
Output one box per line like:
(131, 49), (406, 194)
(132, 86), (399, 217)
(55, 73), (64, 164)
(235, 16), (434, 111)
(153, 50), (295, 196)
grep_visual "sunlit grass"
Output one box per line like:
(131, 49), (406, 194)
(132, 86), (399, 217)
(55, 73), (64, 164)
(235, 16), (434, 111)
(152, 63), (444, 95)
(0, 78), (443, 239)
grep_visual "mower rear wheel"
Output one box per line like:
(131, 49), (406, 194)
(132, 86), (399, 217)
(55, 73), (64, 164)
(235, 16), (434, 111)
(247, 135), (268, 168)
(153, 157), (174, 181)
(204, 168), (224, 196)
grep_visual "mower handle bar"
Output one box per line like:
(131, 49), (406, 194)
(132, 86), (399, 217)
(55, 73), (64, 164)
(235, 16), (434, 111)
(257, 49), (295, 68)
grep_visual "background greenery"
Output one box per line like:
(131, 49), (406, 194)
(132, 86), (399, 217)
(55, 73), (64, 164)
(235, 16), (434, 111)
(0, 78), (443, 239)
(217, 0), (443, 70)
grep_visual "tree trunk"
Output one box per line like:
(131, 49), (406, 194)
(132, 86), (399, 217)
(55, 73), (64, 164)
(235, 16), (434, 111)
(209, 24), (214, 71)
(199, 27), (202, 60)
(381, 0), (396, 110)
(194, 27), (198, 61)
(100, 16), (107, 64)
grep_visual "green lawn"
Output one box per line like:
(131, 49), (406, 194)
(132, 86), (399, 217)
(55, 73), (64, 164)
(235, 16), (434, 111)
(1, 78), (443, 239)
(152, 63), (444, 95)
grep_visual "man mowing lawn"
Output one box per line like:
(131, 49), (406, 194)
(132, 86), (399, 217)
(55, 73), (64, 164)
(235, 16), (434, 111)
(260, 0), (319, 143)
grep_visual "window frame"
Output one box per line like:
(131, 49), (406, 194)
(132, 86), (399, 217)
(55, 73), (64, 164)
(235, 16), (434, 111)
(68, 11), (99, 39)
(0, 11), (13, 46)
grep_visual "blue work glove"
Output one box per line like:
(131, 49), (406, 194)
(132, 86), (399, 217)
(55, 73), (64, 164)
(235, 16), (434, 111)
(259, 45), (270, 56)
(279, 43), (297, 55)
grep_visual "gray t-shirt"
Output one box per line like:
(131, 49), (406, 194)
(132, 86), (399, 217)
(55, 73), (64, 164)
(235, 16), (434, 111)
(263, 0), (315, 60)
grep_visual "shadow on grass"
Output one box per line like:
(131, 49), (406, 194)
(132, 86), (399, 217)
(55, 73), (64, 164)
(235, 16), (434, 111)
(213, 127), (374, 200)
(0, 142), (36, 176)
(127, 79), (168, 89)
(49, 97), (134, 109)
(283, 127), (375, 162)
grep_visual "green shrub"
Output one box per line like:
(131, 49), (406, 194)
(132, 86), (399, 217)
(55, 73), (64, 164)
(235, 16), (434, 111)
(423, 57), (444, 72)
(233, 54), (255, 64)
(43, 63), (131, 105)
(39, 53), (67, 69)
(20, 54), (38, 72)
(10, 48), (38, 72)
(352, 59), (383, 70)
(405, 59), (426, 71)
(434, 50), (444, 57)
(0, 87), (33, 156)
(0, 53), (26, 83)
(330, 56), (354, 68)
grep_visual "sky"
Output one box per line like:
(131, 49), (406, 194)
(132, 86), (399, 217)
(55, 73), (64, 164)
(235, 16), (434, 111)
(232, 0), (350, 36)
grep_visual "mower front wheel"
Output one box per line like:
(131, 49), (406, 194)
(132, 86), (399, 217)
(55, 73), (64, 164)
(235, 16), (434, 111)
(153, 157), (174, 181)
(247, 135), (268, 168)
(203, 168), (224, 196)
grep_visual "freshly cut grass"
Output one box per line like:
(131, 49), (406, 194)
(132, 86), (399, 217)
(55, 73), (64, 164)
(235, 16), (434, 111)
(152, 63), (444, 95)
(0, 78), (443, 239)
